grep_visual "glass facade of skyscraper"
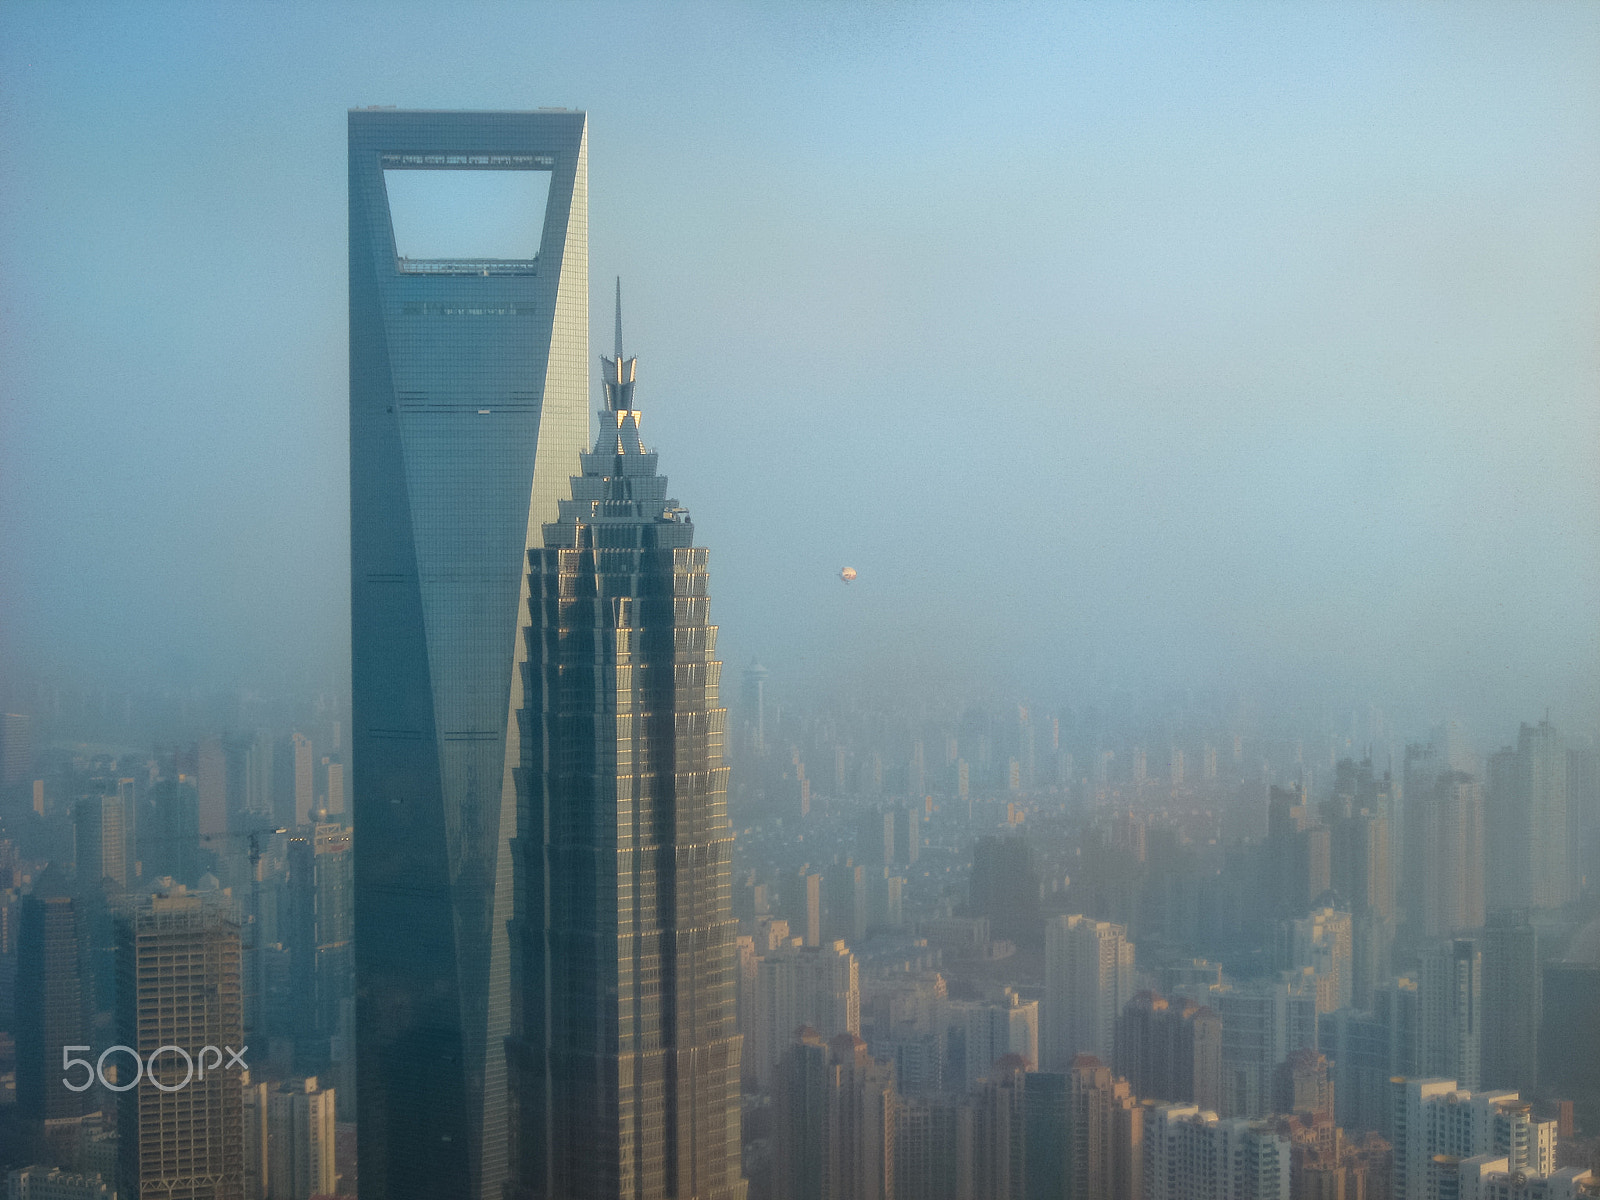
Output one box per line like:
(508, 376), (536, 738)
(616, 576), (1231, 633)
(509, 325), (745, 1200)
(349, 109), (590, 1200)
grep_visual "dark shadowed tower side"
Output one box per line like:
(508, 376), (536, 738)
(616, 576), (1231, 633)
(509, 284), (746, 1199)
(349, 109), (589, 1200)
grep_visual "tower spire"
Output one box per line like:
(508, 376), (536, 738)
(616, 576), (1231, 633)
(601, 275), (637, 412)
(614, 276), (624, 361)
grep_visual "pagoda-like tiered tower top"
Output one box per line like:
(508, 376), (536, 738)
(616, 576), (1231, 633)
(544, 278), (693, 548)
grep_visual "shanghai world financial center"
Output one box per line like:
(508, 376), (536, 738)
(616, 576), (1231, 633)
(350, 109), (743, 1199)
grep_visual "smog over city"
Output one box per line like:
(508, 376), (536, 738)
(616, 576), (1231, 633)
(1, 6), (1598, 1200)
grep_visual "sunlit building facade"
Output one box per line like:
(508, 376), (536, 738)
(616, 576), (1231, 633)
(508, 299), (744, 1199)
(115, 889), (245, 1200)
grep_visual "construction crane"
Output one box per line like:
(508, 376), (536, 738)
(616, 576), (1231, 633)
(203, 825), (286, 876)
(200, 825), (287, 1041)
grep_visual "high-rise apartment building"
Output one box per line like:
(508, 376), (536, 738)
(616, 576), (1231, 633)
(772, 1031), (896, 1200)
(143, 775), (201, 886)
(222, 732), (273, 830)
(861, 968), (945, 1098)
(893, 1095), (963, 1200)
(1390, 1079), (1556, 1200)
(267, 1077), (338, 1200)
(117, 777), (139, 882)
(966, 1058), (1030, 1200)
(350, 107), (589, 1200)
(1480, 909), (1539, 1097)
(230, 732), (272, 825)
(1539, 954), (1600, 1126)
(824, 861), (868, 946)
(0, 712), (33, 786)
(1329, 759), (1396, 906)
(290, 733), (313, 827)
(325, 760), (344, 816)
(750, 938), (861, 1089)
(1488, 720), (1571, 910)
(1021, 1071), (1071, 1200)
(507, 300), (743, 1199)
(1331, 804), (1393, 918)
(74, 793), (127, 892)
(1265, 784), (1330, 919)
(1275, 906), (1353, 1013)
(1569, 746), (1599, 886)
(1350, 908), (1396, 1015)
(1455, 1160), (1595, 1198)
(1065, 1057), (1144, 1200)
(949, 990), (1040, 1089)
(1375, 974), (1422, 1081)
(1271, 1048), (1332, 1119)
(199, 734), (229, 838)
(971, 837), (1041, 942)
(1043, 914), (1135, 1070)
(858, 809), (920, 872)
(1143, 1104), (1291, 1200)
(115, 888), (245, 1200)
(864, 867), (905, 935)
(803, 871), (823, 947)
(271, 736), (297, 829)
(1317, 1008), (1391, 1135)
(1402, 756), (1485, 938)
(1212, 975), (1317, 1120)
(15, 891), (88, 1123)
(1327, 785), (1395, 1010)
(1419, 937), (1483, 1091)
(742, 660), (768, 758)
(242, 1070), (268, 1200)
(285, 825), (353, 1070)
(1115, 990), (1222, 1114)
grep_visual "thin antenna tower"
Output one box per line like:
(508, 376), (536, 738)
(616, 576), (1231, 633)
(614, 276), (624, 360)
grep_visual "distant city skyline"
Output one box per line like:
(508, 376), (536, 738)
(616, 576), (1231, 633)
(2, 3), (1598, 738)
(3, 27), (1596, 1179)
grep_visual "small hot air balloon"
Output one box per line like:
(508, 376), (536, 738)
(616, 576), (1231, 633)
(839, 567), (858, 584)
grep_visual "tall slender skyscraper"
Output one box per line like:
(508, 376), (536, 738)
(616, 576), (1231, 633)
(1043, 914), (1135, 1070)
(1480, 908), (1539, 1096)
(291, 733), (314, 828)
(286, 825), (353, 1070)
(350, 108), (590, 1200)
(1419, 936), (1482, 1090)
(0, 712), (33, 786)
(1403, 765), (1485, 938)
(74, 793), (127, 892)
(509, 289), (744, 1199)
(772, 1031), (895, 1200)
(116, 888), (245, 1200)
(199, 734), (230, 838)
(268, 1077), (339, 1200)
(1061, 1056), (1146, 1200)
(1143, 1105), (1290, 1200)
(15, 888), (88, 1123)
(1487, 720), (1571, 910)
(1115, 991), (1223, 1113)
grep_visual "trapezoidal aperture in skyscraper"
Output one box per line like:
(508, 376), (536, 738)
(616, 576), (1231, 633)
(349, 108), (589, 1200)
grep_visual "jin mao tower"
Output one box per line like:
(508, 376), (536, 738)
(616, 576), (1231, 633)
(510, 287), (745, 1200)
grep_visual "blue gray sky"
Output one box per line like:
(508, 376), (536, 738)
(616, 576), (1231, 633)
(2, 2), (1596, 740)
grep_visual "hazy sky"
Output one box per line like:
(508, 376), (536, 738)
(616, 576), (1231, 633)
(2, 3), (1597, 739)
